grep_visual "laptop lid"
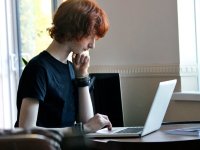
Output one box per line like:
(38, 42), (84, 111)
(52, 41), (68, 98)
(86, 79), (177, 138)
(141, 79), (177, 136)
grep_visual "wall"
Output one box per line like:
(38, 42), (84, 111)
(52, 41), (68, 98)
(89, 0), (200, 126)
(93, 0), (179, 65)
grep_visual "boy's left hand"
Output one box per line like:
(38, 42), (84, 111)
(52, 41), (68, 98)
(72, 52), (90, 77)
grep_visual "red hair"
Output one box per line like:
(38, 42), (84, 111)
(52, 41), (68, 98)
(48, 0), (109, 43)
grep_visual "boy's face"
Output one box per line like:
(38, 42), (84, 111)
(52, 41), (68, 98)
(70, 35), (96, 54)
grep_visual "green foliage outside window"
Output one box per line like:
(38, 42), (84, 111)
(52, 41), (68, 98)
(19, 0), (52, 67)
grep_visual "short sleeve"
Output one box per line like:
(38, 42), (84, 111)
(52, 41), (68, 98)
(18, 63), (47, 102)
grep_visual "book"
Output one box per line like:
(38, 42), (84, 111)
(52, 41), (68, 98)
(166, 126), (200, 136)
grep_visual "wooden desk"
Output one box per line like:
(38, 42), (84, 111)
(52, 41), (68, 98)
(91, 123), (200, 150)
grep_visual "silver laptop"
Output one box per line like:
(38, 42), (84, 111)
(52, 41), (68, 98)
(86, 79), (177, 138)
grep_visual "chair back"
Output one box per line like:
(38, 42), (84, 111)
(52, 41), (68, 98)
(89, 73), (124, 127)
(0, 128), (62, 150)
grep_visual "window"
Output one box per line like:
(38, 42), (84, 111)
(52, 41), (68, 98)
(196, 0), (200, 90)
(177, 0), (200, 92)
(173, 0), (200, 101)
(0, 0), (19, 129)
(18, 0), (53, 72)
(0, 0), (58, 129)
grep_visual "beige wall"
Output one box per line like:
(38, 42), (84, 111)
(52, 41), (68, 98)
(166, 101), (200, 123)
(89, 0), (200, 126)
(90, 65), (200, 126)
(93, 0), (179, 65)
(120, 74), (200, 126)
(119, 76), (178, 126)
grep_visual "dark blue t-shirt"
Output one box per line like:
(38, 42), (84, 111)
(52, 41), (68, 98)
(15, 51), (78, 128)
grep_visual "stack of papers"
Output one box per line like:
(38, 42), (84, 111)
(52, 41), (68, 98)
(166, 127), (200, 136)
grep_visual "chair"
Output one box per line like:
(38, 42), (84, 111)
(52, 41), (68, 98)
(0, 128), (99, 150)
(0, 128), (62, 150)
(89, 73), (124, 127)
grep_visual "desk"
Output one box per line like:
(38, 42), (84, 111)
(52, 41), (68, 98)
(91, 123), (200, 150)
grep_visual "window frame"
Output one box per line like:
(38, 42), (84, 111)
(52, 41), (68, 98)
(173, 0), (200, 101)
(0, 0), (58, 129)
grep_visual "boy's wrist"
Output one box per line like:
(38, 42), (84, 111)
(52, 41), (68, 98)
(83, 123), (91, 134)
(75, 76), (90, 87)
(75, 72), (89, 78)
(73, 122), (84, 134)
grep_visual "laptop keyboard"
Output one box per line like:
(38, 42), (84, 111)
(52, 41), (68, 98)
(116, 127), (143, 133)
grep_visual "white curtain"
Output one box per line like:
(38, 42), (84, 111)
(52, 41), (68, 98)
(0, 0), (19, 129)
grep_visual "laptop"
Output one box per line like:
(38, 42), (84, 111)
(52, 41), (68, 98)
(86, 79), (177, 138)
